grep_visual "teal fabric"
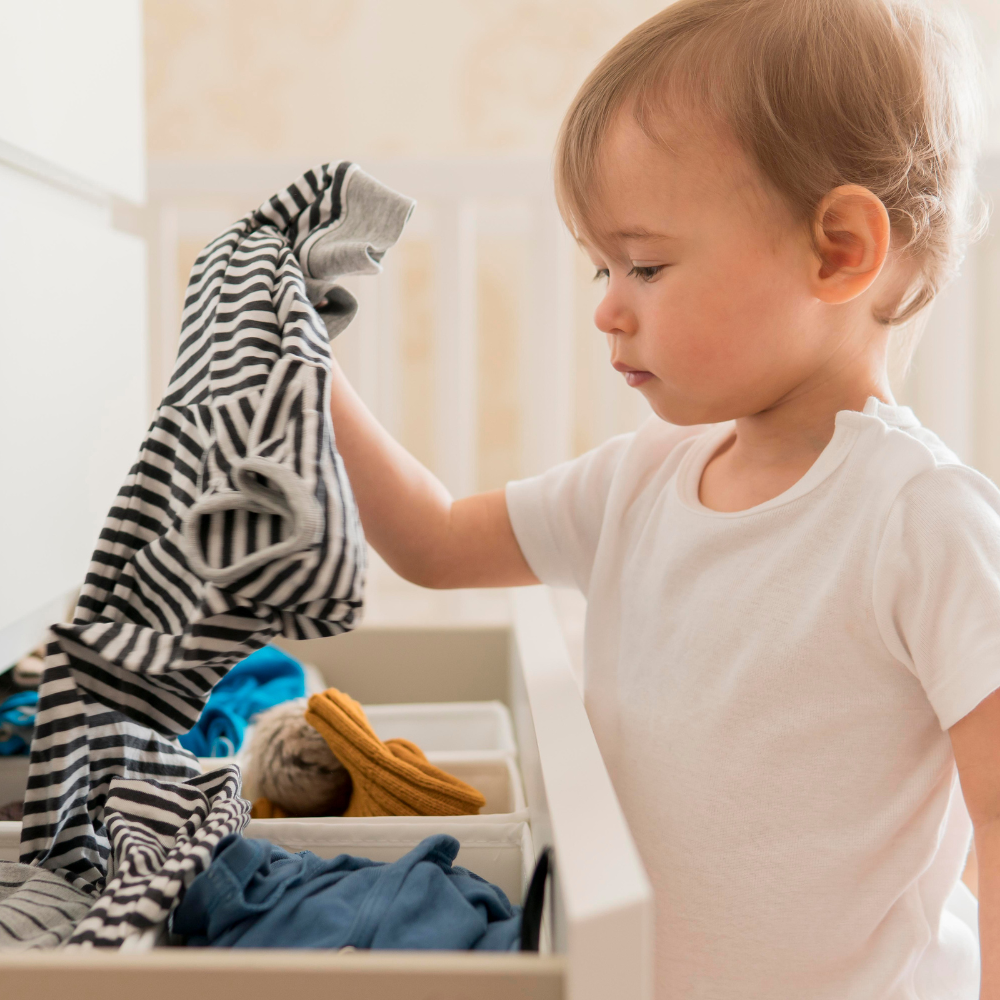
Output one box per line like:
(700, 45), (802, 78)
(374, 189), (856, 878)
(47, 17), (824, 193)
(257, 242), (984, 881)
(178, 647), (304, 757)
(173, 833), (522, 951)
(0, 691), (38, 756)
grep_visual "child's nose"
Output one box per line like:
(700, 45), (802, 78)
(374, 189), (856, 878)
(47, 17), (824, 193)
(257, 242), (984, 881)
(594, 286), (636, 337)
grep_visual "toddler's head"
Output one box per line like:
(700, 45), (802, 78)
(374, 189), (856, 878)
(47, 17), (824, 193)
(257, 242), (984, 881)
(557, 0), (984, 425)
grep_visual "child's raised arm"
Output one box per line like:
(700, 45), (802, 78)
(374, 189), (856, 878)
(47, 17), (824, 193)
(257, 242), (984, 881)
(328, 357), (539, 590)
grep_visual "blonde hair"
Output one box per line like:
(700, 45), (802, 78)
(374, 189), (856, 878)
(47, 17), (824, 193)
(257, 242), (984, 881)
(556, 0), (985, 324)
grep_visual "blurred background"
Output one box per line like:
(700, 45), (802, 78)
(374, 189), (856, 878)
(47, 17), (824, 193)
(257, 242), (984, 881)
(143, 0), (664, 493)
(4, 0), (1000, 661)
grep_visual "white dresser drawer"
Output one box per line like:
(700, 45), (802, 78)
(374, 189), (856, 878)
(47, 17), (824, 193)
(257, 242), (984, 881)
(0, 587), (653, 1000)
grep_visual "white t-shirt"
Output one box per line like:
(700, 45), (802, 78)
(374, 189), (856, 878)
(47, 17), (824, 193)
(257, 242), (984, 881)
(506, 398), (1000, 1000)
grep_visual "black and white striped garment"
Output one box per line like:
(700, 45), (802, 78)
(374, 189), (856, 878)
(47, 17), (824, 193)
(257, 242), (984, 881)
(66, 766), (248, 948)
(21, 162), (415, 892)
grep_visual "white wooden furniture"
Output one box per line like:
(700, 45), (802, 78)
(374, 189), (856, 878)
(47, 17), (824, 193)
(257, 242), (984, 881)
(0, 0), (148, 669)
(0, 586), (654, 999)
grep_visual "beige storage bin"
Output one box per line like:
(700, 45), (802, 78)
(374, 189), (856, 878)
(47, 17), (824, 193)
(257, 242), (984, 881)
(97, 817), (536, 955)
(242, 752), (526, 822)
(0, 753), (27, 810)
(0, 821), (19, 862)
(0, 588), (655, 1000)
(0, 708), (525, 822)
(0, 728), (528, 864)
(234, 698), (523, 816)
(363, 700), (517, 755)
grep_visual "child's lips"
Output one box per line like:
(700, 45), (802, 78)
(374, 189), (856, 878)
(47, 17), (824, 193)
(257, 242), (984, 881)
(612, 362), (653, 387)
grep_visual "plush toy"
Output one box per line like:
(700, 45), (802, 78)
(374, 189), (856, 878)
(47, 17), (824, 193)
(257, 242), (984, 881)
(243, 700), (352, 817)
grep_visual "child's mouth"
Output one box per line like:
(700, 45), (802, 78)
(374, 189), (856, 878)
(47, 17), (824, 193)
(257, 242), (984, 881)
(612, 362), (653, 387)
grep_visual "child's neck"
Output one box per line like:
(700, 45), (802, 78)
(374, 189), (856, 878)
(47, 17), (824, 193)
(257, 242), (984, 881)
(698, 363), (893, 513)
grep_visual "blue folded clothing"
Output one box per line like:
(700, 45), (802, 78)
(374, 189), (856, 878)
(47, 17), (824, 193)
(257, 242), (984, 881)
(178, 646), (305, 758)
(0, 691), (38, 756)
(173, 833), (522, 951)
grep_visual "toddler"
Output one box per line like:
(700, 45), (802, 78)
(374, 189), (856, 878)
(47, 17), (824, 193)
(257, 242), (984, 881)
(328, 1), (999, 997)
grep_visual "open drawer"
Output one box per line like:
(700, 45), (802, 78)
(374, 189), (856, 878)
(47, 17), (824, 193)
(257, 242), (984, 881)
(0, 587), (653, 1000)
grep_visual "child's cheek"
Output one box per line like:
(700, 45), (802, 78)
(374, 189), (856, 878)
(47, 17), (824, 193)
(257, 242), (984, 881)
(650, 308), (736, 383)
(659, 278), (750, 372)
(658, 278), (792, 399)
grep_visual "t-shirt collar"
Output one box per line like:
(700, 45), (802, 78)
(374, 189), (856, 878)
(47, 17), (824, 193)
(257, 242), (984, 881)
(672, 396), (903, 517)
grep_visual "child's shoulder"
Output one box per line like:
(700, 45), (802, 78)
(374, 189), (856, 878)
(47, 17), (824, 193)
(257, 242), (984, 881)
(855, 402), (1000, 538)
(857, 400), (961, 468)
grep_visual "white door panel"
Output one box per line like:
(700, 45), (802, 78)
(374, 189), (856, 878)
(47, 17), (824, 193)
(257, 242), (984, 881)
(0, 0), (144, 201)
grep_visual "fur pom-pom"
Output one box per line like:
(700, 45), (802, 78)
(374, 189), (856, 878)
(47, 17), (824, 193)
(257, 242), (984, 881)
(243, 700), (352, 816)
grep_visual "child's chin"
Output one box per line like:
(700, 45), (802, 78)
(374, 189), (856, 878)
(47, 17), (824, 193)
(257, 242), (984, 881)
(649, 394), (714, 427)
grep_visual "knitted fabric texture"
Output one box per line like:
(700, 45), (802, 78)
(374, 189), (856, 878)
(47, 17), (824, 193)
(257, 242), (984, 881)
(304, 689), (486, 817)
(250, 797), (289, 819)
(21, 162), (414, 890)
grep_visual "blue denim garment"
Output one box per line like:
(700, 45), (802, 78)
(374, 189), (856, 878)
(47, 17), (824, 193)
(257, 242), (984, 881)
(178, 646), (305, 757)
(172, 833), (522, 951)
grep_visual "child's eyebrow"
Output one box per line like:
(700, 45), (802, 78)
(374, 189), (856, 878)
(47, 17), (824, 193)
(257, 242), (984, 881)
(609, 228), (677, 241)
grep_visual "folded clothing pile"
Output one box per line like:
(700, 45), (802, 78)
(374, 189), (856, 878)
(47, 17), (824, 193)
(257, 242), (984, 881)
(249, 687), (486, 819)
(173, 833), (522, 951)
(308, 689), (487, 816)
(12, 650), (45, 689)
(179, 646), (305, 758)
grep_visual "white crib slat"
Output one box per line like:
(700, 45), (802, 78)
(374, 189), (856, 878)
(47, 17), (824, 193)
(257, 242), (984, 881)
(434, 199), (479, 497)
(521, 197), (575, 478)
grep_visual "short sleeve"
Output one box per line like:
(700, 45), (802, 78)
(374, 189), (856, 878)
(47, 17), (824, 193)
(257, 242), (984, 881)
(874, 465), (1000, 730)
(505, 433), (635, 592)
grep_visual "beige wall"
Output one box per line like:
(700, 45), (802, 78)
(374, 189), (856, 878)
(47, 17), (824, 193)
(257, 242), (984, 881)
(146, 0), (666, 161)
(145, 0), (662, 489)
(145, 1), (1000, 485)
(145, 0), (1000, 160)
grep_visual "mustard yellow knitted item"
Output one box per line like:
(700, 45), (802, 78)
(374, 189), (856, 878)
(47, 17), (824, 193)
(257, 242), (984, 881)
(250, 797), (289, 819)
(304, 688), (486, 817)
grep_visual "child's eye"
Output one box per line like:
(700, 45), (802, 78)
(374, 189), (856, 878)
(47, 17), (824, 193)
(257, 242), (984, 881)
(627, 265), (664, 281)
(593, 268), (610, 282)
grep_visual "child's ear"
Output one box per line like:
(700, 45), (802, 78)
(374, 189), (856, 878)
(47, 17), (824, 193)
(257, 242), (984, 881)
(810, 185), (891, 304)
